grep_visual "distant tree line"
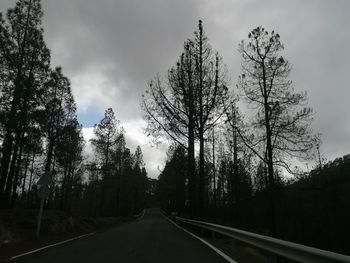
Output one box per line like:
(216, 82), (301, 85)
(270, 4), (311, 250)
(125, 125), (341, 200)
(86, 108), (148, 216)
(0, 0), (149, 217)
(142, 20), (350, 254)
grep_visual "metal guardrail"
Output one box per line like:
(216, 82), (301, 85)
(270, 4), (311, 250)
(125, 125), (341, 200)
(176, 217), (350, 263)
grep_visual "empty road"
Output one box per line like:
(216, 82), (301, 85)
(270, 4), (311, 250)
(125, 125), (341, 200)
(13, 209), (230, 263)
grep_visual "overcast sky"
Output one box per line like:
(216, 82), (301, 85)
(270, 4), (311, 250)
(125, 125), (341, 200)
(1, 0), (349, 178)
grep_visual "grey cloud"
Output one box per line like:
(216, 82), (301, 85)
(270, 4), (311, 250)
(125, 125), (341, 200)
(41, 0), (200, 120)
(1, 0), (349, 176)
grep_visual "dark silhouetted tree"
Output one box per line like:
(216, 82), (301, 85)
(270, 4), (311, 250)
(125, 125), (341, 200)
(0, 0), (50, 206)
(238, 26), (316, 236)
(142, 20), (228, 218)
(90, 108), (123, 214)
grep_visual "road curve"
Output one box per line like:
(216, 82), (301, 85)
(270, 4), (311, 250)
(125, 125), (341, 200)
(13, 208), (230, 263)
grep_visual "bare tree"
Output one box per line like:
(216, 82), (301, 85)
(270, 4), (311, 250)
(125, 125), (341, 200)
(237, 26), (316, 236)
(142, 41), (197, 216)
(192, 20), (228, 219)
(142, 21), (228, 218)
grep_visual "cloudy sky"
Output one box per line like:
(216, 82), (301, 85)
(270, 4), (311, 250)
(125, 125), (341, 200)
(1, 0), (349, 178)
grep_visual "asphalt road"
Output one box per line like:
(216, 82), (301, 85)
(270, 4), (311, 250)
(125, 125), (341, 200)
(13, 208), (230, 263)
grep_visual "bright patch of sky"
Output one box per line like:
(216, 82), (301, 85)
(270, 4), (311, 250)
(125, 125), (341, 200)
(77, 107), (103, 128)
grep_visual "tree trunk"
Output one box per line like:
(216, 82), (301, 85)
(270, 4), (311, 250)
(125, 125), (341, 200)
(198, 128), (205, 219)
(27, 151), (36, 205)
(187, 118), (196, 217)
(233, 109), (239, 205)
(185, 42), (196, 219)
(61, 160), (69, 210)
(198, 20), (204, 220)
(0, 134), (15, 203)
(11, 131), (26, 207)
(262, 60), (277, 237)
(212, 128), (217, 210)
(20, 152), (31, 201)
(3, 133), (21, 207)
(45, 138), (55, 180)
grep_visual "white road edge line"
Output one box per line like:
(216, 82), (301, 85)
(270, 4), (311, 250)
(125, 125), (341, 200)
(161, 213), (237, 263)
(138, 209), (146, 220)
(10, 232), (95, 260)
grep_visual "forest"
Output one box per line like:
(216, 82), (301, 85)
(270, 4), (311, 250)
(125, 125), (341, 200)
(143, 21), (350, 255)
(0, 0), (148, 219)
